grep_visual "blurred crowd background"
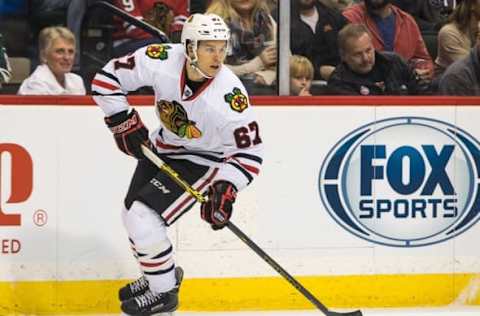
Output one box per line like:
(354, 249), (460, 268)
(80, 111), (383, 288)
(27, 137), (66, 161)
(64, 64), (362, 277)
(0, 0), (479, 96)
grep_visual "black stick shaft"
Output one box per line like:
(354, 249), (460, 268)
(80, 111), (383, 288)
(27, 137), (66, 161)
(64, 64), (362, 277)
(226, 221), (330, 315)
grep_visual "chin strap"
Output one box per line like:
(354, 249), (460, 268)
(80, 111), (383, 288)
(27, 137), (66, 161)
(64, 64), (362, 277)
(189, 60), (213, 79)
(185, 46), (213, 80)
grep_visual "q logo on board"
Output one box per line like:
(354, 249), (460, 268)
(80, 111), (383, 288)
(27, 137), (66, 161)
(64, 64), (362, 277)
(318, 117), (480, 247)
(0, 143), (33, 226)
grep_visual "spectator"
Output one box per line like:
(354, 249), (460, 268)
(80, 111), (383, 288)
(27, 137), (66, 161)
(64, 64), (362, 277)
(431, 0), (459, 18)
(290, 55), (314, 95)
(319, 0), (356, 11)
(391, 0), (446, 32)
(112, 0), (188, 57)
(434, 0), (480, 78)
(0, 33), (12, 89)
(291, 0), (349, 81)
(28, 0), (97, 70)
(206, 0), (277, 94)
(144, 0), (188, 43)
(438, 42), (480, 95)
(267, 0), (277, 13)
(190, 0), (212, 14)
(18, 26), (85, 95)
(343, 0), (434, 82)
(327, 23), (429, 95)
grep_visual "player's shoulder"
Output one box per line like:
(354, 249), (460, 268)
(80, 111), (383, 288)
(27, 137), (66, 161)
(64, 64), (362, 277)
(208, 67), (251, 117)
(215, 65), (245, 87)
(136, 43), (185, 68)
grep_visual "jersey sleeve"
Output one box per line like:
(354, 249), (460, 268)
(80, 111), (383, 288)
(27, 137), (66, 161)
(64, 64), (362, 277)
(91, 46), (156, 116)
(216, 89), (264, 192)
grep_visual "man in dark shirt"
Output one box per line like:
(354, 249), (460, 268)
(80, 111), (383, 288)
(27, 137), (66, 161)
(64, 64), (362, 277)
(290, 0), (349, 80)
(439, 43), (480, 96)
(328, 23), (429, 95)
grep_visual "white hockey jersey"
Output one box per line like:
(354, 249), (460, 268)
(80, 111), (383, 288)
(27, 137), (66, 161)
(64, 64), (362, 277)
(92, 44), (263, 191)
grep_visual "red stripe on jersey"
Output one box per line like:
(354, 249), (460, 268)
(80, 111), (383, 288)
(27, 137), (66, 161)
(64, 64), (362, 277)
(156, 139), (183, 150)
(139, 258), (170, 268)
(239, 162), (260, 175)
(231, 158), (260, 175)
(92, 79), (120, 91)
(164, 168), (219, 221)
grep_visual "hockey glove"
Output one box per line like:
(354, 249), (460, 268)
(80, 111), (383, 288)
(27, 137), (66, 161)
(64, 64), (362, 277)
(104, 108), (152, 159)
(201, 181), (237, 230)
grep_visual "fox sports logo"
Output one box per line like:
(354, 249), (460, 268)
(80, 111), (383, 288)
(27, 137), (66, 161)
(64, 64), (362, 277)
(318, 117), (480, 247)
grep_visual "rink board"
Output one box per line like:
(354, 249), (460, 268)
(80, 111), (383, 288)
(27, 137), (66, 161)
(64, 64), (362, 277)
(0, 96), (480, 313)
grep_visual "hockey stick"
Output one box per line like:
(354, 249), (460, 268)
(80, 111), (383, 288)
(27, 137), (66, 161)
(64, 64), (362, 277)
(141, 144), (363, 316)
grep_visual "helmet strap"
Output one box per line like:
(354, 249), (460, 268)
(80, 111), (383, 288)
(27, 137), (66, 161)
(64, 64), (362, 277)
(185, 40), (213, 79)
(190, 60), (213, 79)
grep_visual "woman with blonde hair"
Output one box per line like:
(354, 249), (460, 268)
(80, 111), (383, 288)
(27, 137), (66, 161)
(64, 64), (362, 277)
(18, 26), (85, 95)
(434, 0), (480, 78)
(207, 0), (277, 92)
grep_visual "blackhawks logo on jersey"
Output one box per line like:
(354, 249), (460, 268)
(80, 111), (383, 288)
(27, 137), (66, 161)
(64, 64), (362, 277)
(224, 87), (248, 113)
(155, 100), (202, 139)
(146, 44), (171, 60)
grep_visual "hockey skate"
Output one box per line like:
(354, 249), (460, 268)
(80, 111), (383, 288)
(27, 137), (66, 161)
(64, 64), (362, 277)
(120, 266), (184, 316)
(119, 275), (149, 301)
(119, 267), (184, 301)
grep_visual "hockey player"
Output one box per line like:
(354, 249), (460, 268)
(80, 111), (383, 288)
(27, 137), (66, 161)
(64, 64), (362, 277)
(91, 13), (263, 315)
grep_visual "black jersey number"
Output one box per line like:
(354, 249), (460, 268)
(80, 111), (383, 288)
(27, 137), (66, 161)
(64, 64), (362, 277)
(114, 55), (136, 70)
(233, 121), (262, 149)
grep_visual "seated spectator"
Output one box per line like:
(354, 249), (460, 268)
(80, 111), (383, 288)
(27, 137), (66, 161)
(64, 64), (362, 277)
(327, 24), (430, 95)
(267, 0), (277, 13)
(0, 33), (12, 88)
(438, 41), (480, 95)
(18, 26), (85, 95)
(291, 0), (349, 81)
(112, 0), (188, 57)
(342, 0), (434, 81)
(190, 0), (212, 14)
(431, 0), (459, 18)
(28, 0), (100, 70)
(206, 0), (277, 94)
(391, 0), (446, 32)
(144, 0), (188, 43)
(290, 55), (314, 95)
(319, 0), (356, 11)
(434, 0), (480, 78)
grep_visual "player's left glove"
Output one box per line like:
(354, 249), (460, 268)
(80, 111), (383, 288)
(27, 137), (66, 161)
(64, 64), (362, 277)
(201, 181), (237, 230)
(104, 108), (152, 159)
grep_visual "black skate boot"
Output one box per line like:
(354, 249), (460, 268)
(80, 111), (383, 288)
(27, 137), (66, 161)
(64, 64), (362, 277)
(119, 275), (149, 301)
(121, 267), (184, 315)
(119, 267), (184, 301)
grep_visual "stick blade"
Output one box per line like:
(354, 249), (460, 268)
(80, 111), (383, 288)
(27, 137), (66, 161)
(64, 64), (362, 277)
(328, 310), (363, 316)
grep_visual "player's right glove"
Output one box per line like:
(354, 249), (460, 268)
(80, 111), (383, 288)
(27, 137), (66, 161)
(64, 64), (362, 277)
(104, 108), (152, 159)
(201, 181), (237, 230)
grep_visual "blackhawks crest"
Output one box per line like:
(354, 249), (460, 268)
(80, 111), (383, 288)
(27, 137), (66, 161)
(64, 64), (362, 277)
(146, 44), (171, 60)
(224, 87), (248, 113)
(155, 100), (202, 139)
